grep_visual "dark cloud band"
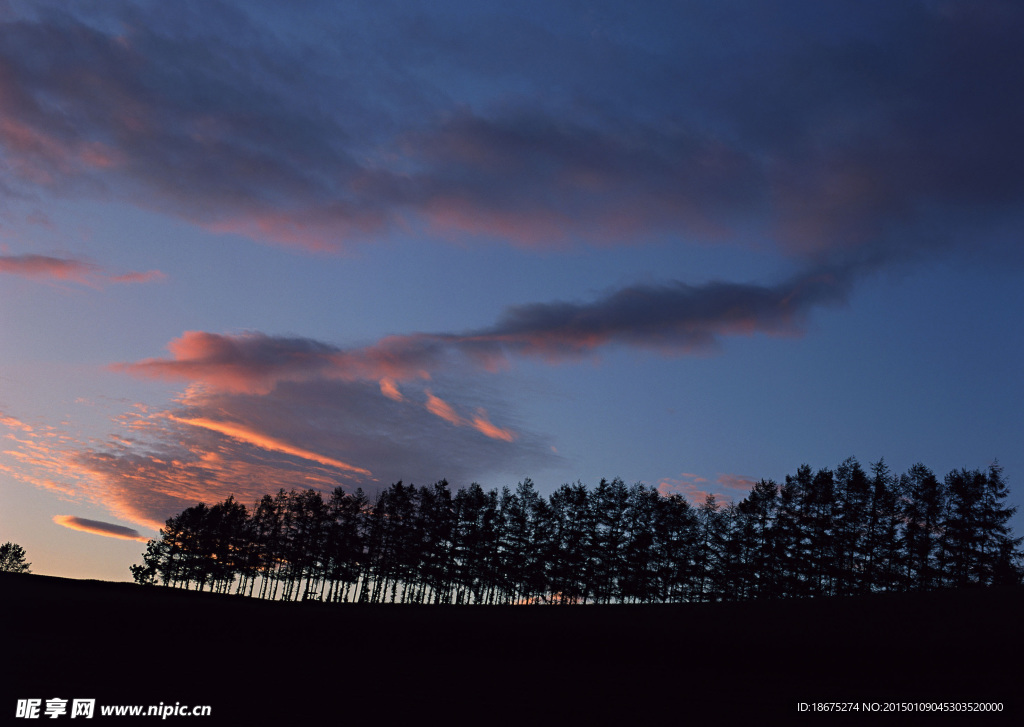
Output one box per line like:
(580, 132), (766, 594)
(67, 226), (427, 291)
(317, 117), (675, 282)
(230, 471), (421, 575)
(53, 515), (150, 542)
(116, 264), (854, 392)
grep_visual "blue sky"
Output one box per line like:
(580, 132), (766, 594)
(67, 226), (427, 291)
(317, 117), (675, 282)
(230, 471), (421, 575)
(1, 0), (1022, 581)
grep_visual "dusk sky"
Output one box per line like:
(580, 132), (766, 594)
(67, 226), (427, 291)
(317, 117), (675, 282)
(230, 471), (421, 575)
(1, 0), (1022, 582)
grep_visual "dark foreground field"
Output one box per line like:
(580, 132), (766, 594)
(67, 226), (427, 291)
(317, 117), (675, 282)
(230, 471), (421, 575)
(2, 573), (1020, 722)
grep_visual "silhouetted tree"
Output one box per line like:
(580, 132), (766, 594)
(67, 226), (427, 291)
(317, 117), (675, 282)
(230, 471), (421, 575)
(131, 458), (1024, 604)
(979, 462), (1023, 586)
(736, 479), (779, 599)
(591, 477), (629, 604)
(548, 482), (594, 604)
(833, 458), (871, 595)
(694, 494), (726, 601)
(652, 492), (697, 603)
(941, 468), (988, 588)
(0, 541), (31, 573)
(619, 483), (661, 603)
(864, 459), (902, 593)
(416, 480), (456, 604)
(900, 463), (945, 591)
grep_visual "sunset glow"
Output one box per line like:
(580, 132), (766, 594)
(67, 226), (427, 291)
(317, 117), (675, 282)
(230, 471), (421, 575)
(167, 416), (372, 477)
(0, 0), (1021, 585)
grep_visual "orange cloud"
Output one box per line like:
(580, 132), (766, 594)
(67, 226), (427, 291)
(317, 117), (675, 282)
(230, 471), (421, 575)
(53, 515), (149, 543)
(379, 377), (403, 401)
(1, 413), (34, 433)
(167, 415), (372, 477)
(470, 409), (516, 442)
(425, 390), (464, 427)
(423, 392), (516, 442)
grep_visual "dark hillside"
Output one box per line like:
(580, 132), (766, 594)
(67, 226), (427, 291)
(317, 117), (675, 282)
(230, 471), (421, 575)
(2, 572), (1019, 722)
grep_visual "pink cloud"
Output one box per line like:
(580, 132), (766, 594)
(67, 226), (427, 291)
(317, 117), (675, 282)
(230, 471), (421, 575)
(470, 409), (516, 443)
(0, 254), (98, 283)
(658, 476), (715, 505)
(114, 331), (440, 395)
(379, 377), (403, 401)
(423, 392), (517, 442)
(0, 116), (122, 186)
(0, 371), (555, 531)
(715, 473), (757, 494)
(425, 390), (464, 427)
(109, 269), (167, 284)
(0, 254), (166, 287)
(657, 472), (754, 506)
(0, 413), (34, 433)
(167, 414), (372, 477)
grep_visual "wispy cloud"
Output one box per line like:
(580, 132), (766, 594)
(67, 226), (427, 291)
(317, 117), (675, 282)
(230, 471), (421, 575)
(0, 254), (97, 282)
(657, 472), (755, 506)
(166, 414), (372, 476)
(470, 409), (516, 443)
(1, 374), (553, 531)
(0, 254), (165, 287)
(109, 269), (167, 284)
(379, 377), (403, 402)
(0, 412), (34, 433)
(52, 515), (149, 543)
(423, 390), (517, 442)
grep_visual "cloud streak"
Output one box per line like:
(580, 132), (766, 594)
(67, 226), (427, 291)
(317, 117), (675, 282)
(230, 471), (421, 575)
(0, 254), (165, 287)
(166, 414), (372, 476)
(658, 472), (755, 506)
(116, 265), (854, 393)
(1, 374), (552, 532)
(53, 515), (149, 543)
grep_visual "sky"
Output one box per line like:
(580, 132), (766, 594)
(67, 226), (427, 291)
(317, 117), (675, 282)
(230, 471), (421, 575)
(1, 0), (1022, 582)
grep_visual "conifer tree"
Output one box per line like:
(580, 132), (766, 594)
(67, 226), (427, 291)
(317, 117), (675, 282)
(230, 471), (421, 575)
(0, 542), (31, 573)
(900, 463), (945, 591)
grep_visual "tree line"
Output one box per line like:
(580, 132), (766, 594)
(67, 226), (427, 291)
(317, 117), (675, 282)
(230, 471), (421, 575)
(130, 458), (1022, 603)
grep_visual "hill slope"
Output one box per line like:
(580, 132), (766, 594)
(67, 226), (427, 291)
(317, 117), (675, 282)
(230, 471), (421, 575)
(2, 573), (1019, 721)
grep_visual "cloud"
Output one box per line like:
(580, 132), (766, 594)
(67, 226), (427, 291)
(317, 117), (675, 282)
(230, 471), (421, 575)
(166, 414), (372, 476)
(470, 410), (515, 443)
(112, 330), (440, 394)
(1, 371), (556, 531)
(115, 265), (854, 395)
(0, 254), (97, 282)
(1, 2), (1020, 261)
(109, 269), (167, 284)
(715, 473), (757, 494)
(81, 378), (552, 528)
(423, 390), (517, 442)
(425, 390), (463, 427)
(0, 254), (165, 287)
(396, 110), (761, 246)
(657, 472), (754, 506)
(0, 412), (33, 433)
(52, 515), (149, 543)
(379, 377), (403, 401)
